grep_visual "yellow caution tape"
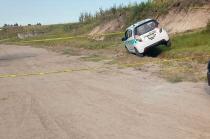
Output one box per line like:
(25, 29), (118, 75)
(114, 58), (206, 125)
(21, 35), (87, 43)
(1, 54), (209, 79)
(0, 67), (100, 79)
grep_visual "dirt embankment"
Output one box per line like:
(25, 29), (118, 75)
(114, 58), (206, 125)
(88, 16), (124, 39)
(89, 5), (210, 36)
(159, 6), (210, 34)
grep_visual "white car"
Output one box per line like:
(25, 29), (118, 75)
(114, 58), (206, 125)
(122, 19), (171, 57)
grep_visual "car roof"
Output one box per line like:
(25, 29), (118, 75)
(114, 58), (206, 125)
(126, 19), (155, 30)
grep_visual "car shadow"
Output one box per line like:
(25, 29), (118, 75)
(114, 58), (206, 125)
(144, 47), (163, 57)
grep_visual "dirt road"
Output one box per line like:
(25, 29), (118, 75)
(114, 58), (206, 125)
(0, 45), (210, 139)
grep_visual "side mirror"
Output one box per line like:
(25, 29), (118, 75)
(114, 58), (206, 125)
(122, 37), (126, 42)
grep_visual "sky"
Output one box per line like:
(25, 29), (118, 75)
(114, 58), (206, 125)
(0, 0), (145, 27)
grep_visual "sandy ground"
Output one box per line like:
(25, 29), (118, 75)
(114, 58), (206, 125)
(0, 45), (210, 139)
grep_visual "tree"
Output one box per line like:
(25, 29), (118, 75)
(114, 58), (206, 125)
(99, 8), (104, 16)
(79, 13), (84, 23)
(95, 11), (100, 19)
(3, 24), (8, 28)
(111, 4), (117, 16)
(37, 23), (42, 26)
(84, 12), (91, 22)
(14, 23), (19, 27)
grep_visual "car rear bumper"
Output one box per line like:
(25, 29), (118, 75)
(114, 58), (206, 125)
(144, 39), (168, 52)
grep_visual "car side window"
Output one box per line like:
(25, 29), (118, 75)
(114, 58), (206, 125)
(125, 30), (132, 39)
(125, 31), (129, 39)
(128, 30), (132, 38)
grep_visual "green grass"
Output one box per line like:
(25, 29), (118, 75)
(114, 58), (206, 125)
(160, 30), (210, 63)
(0, 21), (99, 42)
(154, 29), (210, 82)
(3, 32), (123, 51)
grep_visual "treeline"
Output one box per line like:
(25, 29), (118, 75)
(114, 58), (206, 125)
(3, 23), (42, 28)
(3, 23), (20, 28)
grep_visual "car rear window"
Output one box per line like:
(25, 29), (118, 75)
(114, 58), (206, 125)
(135, 20), (158, 35)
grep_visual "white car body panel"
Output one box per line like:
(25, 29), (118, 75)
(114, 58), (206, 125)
(123, 19), (170, 54)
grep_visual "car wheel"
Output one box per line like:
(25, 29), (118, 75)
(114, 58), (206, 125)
(134, 48), (144, 57)
(166, 40), (171, 47)
(125, 46), (130, 54)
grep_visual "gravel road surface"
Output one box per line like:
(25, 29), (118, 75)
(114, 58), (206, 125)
(0, 45), (210, 139)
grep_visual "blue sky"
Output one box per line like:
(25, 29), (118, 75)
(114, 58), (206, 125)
(0, 0), (145, 26)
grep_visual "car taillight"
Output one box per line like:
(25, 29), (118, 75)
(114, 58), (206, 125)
(156, 24), (163, 33)
(135, 35), (143, 42)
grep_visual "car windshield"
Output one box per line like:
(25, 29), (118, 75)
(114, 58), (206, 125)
(135, 21), (158, 35)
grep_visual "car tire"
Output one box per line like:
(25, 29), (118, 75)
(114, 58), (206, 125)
(134, 48), (144, 57)
(166, 40), (171, 47)
(125, 46), (130, 54)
